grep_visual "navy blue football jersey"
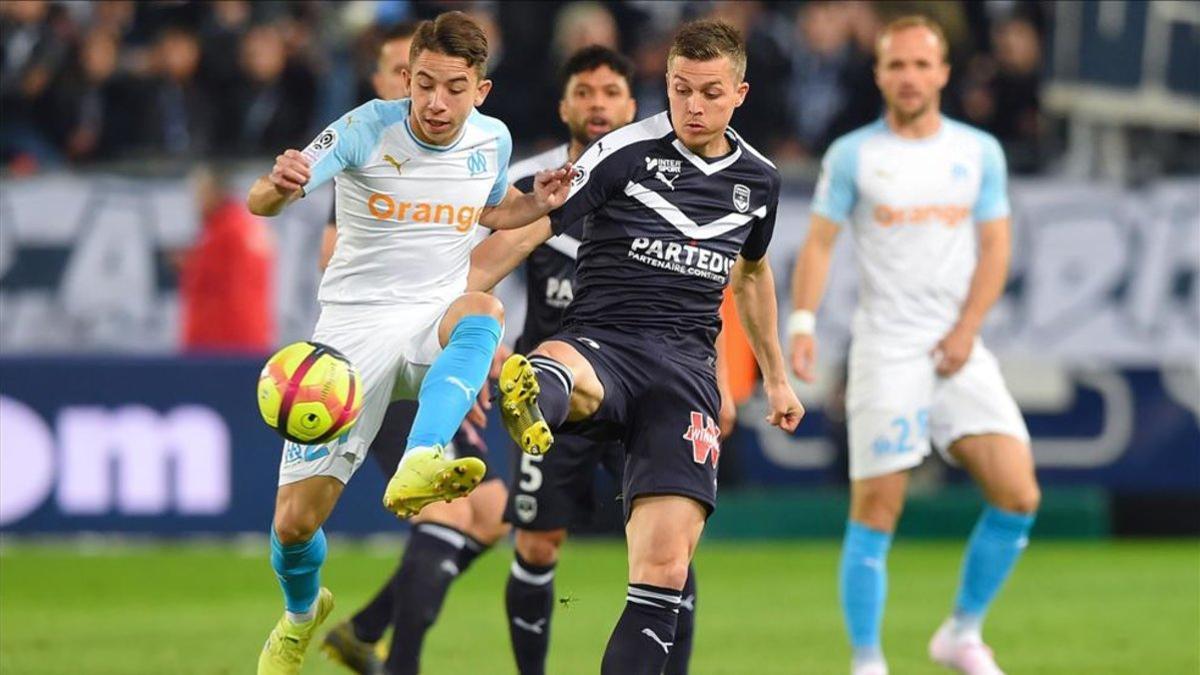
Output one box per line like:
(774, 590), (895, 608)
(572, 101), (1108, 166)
(508, 145), (583, 353)
(549, 111), (781, 359)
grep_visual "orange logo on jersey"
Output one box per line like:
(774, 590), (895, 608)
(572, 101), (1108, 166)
(366, 193), (482, 232)
(874, 204), (970, 228)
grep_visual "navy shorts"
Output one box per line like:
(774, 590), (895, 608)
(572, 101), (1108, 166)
(553, 326), (723, 520)
(503, 427), (624, 530)
(369, 400), (499, 481)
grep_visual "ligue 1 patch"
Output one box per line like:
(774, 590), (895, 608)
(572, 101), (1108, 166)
(302, 127), (338, 163)
(515, 494), (538, 523)
(733, 184), (751, 213)
(570, 165), (588, 187)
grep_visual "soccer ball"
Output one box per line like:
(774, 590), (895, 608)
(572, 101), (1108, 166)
(257, 341), (364, 444)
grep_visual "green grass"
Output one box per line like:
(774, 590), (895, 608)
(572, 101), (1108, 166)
(1, 538), (1197, 674)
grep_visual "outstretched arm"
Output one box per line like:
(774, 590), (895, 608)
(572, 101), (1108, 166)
(467, 218), (553, 292)
(478, 167), (574, 230)
(730, 256), (804, 432)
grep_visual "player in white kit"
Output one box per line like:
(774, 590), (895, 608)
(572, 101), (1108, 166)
(245, 12), (570, 674)
(788, 16), (1040, 675)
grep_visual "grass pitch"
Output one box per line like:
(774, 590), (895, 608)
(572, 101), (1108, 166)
(1, 538), (1196, 674)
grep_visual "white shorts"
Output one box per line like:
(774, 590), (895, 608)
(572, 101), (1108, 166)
(277, 301), (448, 486)
(846, 338), (1029, 481)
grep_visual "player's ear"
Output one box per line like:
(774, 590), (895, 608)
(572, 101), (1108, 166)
(734, 80), (749, 108)
(474, 77), (493, 106)
(559, 97), (569, 125)
(625, 96), (637, 123)
(402, 69), (412, 92)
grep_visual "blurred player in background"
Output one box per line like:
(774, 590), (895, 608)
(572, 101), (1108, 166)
(789, 15), (1040, 675)
(313, 23), (509, 675)
(244, 11), (571, 674)
(476, 20), (801, 674)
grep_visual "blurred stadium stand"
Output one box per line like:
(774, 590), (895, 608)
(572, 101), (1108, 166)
(1, 0), (1197, 538)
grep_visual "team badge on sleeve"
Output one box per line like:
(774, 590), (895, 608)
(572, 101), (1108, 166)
(302, 128), (338, 163)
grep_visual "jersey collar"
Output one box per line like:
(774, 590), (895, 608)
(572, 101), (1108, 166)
(671, 131), (743, 176)
(404, 110), (469, 153)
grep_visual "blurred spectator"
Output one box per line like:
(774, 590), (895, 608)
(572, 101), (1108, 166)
(220, 23), (316, 155)
(0, 0), (71, 168)
(705, 1), (793, 154)
(552, 1), (618, 63)
(962, 17), (1044, 172)
(786, 1), (854, 156)
(137, 26), (214, 157)
(45, 27), (136, 162)
(178, 165), (276, 354)
(820, 1), (884, 145)
(197, 0), (252, 93)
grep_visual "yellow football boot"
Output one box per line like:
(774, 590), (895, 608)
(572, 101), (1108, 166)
(382, 445), (486, 519)
(321, 620), (384, 674)
(257, 587), (335, 674)
(498, 354), (554, 456)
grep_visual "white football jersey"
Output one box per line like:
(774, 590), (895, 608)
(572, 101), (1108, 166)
(303, 98), (511, 306)
(812, 117), (1010, 355)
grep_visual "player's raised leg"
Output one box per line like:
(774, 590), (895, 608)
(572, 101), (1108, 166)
(383, 292), (503, 517)
(930, 434), (1039, 675)
(498, 340), (604, 455)
(842, 472), (909, 675)
(601, 496), (705, 675)
(259, 476), (343, 674)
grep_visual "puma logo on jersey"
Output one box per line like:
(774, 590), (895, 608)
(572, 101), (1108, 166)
(656, 171), (679, 190)
(641, 628), (674, 653)
(383, 154), (409, 175)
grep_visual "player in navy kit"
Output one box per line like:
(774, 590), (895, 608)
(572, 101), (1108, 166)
(491, 47), (711, 675)
(476, 21), (803, 674)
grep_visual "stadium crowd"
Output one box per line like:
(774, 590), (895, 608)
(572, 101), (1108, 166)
(1, 0), (1049, 173)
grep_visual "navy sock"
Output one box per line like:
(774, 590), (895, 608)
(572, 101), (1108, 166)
(505, 553), (556, 675)
(528, 355), (572, 428)
(457, 532), (489, 571)
(663, 565), (697, 674)
(601, 583), (682, 675)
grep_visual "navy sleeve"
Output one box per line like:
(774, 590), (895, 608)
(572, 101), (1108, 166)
(513, 175), (535, 195)
(740, 171), (781, 261)
(549, 141), (631, 235)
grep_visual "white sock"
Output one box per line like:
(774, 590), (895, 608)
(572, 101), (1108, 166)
(286, 602), (317, 624)
(950, 613), (983, 641)
(397, 445), (438, 470)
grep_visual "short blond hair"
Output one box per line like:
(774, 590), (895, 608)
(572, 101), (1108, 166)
(876, 15), (949, 63)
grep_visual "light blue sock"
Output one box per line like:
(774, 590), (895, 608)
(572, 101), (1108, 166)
(407, 315), (502, 449)
(270, 527), (327, 615)
(840, 521), (892, 660)
(953, 506), (1036, 626)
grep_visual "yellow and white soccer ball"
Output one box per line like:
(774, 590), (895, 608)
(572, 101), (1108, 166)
(257, 341), (364, 444)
